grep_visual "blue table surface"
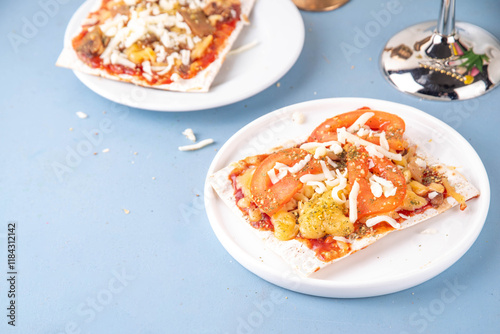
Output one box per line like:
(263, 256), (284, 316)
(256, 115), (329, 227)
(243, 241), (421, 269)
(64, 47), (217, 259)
(1, 0), (499, 333)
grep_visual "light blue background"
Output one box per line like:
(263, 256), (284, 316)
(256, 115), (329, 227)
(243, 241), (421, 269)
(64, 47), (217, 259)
(1, 0), (499, 333)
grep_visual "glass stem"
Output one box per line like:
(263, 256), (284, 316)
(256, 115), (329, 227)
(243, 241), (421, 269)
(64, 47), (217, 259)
(436, 0), (456, 36)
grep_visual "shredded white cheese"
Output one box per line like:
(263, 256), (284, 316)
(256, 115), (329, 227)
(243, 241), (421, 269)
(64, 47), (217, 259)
(314, 146), (327, 159)
(365, 216), (401, 229)
(370, 181), (383, 198)
(415, 157), (427, 168)
(357, 127), (369, 137)
(319, 161), (335, 180)
(299, 173), (326, 183)
(348, 180), (360, 223)
(337, 127), (402, 161)
(228, 40), (259, 56)
(307, 181), (327, 194)
(347, 112), (375, 132)
(365, 144), (384, 158)
(267, 168), (280, 184)
(178, 138), (214, 151)
(182, 128), (196, 142)
(142, 61), (152, 75)
(379, 131), (390, 151)
(428, 191), (439, 199)
(398, 213), (410, 219)
(368, 159), (375, 169)
(326, 156), (338, 168)
(288, 155), (311, 174)
(268, 155), (313, 185)
(300, 141), (343, 154)
(332, 236), (352, 244)
(331, 177), (347, 204)
(369, 174), (397, 197)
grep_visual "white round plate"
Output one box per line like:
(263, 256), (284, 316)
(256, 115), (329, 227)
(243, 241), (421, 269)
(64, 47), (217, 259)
(204, 97), (490, 298)
(64, 0), (304, 112)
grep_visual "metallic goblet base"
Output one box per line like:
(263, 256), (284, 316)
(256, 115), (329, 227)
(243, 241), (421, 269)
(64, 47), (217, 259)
(381, 21), (500, 101)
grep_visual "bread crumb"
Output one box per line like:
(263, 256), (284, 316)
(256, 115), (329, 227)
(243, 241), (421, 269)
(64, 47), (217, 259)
(102, 148), (110, 153)
(276, 82), (281, 88)
(123, 209), (130, 214)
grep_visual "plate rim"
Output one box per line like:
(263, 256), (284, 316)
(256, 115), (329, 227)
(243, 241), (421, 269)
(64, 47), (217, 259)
(204, 97), (491, 298)
(64, 0), (305, 112)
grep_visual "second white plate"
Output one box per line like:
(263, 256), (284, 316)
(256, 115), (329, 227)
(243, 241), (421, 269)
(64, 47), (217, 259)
(65, 0), (304, 111)
(204, 97), (490, 298)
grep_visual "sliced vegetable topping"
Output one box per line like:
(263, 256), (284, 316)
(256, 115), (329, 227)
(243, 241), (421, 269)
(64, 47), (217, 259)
(250, 148), (322, 216)
(308, 108), (407, 151)
(346, 145), (406, 219)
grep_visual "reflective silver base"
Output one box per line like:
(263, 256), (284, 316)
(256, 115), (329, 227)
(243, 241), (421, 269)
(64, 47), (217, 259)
(381, 21), (500, 101)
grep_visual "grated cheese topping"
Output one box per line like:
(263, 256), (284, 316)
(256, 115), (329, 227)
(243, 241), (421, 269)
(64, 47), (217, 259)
(347, 112), (375, 132)
(337, 127), (402, 161)
(268, 155), (313, 185)
(348, 180), (360, 223)
(365, 215), (401, 229)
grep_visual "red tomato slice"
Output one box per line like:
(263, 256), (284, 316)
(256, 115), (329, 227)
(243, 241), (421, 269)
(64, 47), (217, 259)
(346, 145), (406, 219)
(250, 148), (322, 216)
(308, 108), (407, 151)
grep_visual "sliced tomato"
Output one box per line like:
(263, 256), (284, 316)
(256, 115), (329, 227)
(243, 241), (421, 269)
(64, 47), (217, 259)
(250, 148), (322, 216)
(308, 108), (407, 150)
(346, 145), (406, 219)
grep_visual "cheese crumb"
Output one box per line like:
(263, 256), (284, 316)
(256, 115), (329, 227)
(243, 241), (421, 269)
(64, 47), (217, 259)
(76, 111), (88, 119)
(182, 128), (196, 142)
(123, 209), (130, 214)
(428, 191), (439, 199)
(292, 111), (305, 124)
(420, 228), (438, 234)
(102, 148), (110, 153)
(415, 157), (427, 168)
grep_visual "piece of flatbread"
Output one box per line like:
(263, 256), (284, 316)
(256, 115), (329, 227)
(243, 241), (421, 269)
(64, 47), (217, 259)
(56, 0), (256, 92)
(209, 141), (480, 276)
